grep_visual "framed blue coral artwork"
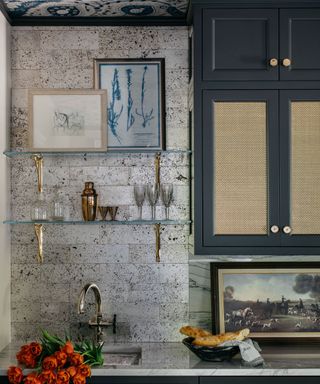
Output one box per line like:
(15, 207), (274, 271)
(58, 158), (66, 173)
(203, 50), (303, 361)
(94, 58), (165, 150)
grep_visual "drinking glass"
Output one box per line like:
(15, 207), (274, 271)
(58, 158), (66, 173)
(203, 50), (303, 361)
(108, 206), (119, 221)
(161, 184), (174, 220)
(147, 184), (159, 220)
(134, 185), (146, 220)
(98, 206), (108, 221)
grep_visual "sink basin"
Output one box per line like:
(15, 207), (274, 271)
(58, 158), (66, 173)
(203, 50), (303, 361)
(101, 345), (142, 366)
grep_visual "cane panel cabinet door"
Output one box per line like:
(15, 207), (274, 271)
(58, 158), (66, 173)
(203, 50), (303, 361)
(201, 90), (280, 254)
(202, 9), (279, 81)
(279, 90), (320, 248)
(197, 89), (320, 254)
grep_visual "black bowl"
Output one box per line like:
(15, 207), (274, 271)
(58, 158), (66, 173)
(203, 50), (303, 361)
(182, 337), (240, 362)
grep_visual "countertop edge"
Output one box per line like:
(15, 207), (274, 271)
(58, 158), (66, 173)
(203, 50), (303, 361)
(1, 368), (320, 377)
(2, 342), (320, 377)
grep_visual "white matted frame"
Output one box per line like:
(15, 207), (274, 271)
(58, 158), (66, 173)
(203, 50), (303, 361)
(28, 89), (107, 152)
(94, 58), (165, 151)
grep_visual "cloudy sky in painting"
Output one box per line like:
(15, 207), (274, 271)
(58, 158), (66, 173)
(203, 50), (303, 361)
(223, 273), (318, 302)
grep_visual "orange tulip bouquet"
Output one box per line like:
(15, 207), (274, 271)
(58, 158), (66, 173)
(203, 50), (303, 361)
(7, 330), (104, 384)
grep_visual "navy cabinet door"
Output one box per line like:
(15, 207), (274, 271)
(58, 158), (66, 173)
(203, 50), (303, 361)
(280, 90), (320, 248)
(280, 10), (320, 80)
(92, 377), (198, 384)
(202, 9), (278, 81)
(200, 90), (280, 253)
(200, 378), (320, 384)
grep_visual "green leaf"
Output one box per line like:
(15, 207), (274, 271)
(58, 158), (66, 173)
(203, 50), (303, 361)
(38, 329), (104, 367)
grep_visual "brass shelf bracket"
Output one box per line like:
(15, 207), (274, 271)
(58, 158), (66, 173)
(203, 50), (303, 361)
(154, 223), (161, 262)
(31, 154), (43, 193)
(155, 152), (161, 186)
(34, 224), (44, 264)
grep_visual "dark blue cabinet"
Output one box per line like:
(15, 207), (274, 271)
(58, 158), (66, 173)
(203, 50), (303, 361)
(193, 4), (320, 255)
(92, 377), (198, 384)
(202, 9), (278, 81)
(280, 10), (320, 80)
(201, 90), (279, 251)
(200, 378), (320, 384)
(2, 374), (320, 383)
(0, 377), (198, 384)
(202, 8), (320, 82)
(279, 90), (320, 248)
(196, 88), (320, 255)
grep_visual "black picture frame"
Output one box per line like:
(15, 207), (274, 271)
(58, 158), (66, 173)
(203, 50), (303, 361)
(211, 262), (320, 344)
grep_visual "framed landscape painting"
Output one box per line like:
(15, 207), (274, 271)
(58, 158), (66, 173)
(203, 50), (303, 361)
(94, 58), (165, 151)
(29, 89), (107, 152)
(211, 262), (320, 341)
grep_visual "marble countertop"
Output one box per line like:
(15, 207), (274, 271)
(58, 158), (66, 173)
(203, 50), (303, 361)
(1, 342), (320, 376)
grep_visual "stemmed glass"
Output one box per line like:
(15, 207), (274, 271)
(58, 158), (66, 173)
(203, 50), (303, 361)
(161, 184), (174, 220)
(147, 184), (160, 220)
(134, 185), (146, 220)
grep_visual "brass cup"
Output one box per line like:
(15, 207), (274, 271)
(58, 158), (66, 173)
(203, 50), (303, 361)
(98, 206), (109, 221)
(108, 206), (119, 221)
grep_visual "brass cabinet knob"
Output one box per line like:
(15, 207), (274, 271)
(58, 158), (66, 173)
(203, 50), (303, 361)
(269, 58), (278, 67)
(283, 225), (292, 234)
(282, 58), (291, 67)
(270, 225), (279, 234)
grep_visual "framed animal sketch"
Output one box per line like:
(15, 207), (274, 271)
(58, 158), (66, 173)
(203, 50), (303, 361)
(211, 262), (320, 341)
(94, 58), (165, 151)
(28, 89), (107, 151)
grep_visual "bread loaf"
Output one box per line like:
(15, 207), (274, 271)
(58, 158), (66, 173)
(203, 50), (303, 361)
(192, 328), (250, 347)
(179, 325), (212, 338)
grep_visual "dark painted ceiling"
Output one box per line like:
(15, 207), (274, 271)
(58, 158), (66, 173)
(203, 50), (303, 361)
(0, 0), (190, 24)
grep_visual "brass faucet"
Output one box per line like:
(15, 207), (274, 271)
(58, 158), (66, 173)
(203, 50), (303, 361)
(78, 283), (116, 347)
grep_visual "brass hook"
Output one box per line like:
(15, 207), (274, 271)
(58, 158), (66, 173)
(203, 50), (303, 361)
(154, 223), (161, 263)
(31, 154), (43, 193)
(155, 152), (161, 186)
(34, 224), (43, 264)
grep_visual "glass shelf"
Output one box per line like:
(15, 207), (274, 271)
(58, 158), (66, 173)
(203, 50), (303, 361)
(3, 219), (191, 225)
(3, 149), (192, 158)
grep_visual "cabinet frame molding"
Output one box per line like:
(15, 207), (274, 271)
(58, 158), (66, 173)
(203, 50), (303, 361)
(202, 90), (280, 247)
(193, 4), (320, 255)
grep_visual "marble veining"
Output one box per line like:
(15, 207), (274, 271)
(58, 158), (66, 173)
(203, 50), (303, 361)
(1, 342), (320, 376)
(3, 0), (188, 18)
(189, 254), (320, 262)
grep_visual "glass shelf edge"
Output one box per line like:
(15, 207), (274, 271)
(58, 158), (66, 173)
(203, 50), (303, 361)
(3, 220), (192, 225)
(3, 149), (192, 158)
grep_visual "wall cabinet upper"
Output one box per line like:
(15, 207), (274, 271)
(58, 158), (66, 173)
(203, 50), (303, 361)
(197, 89), (320, 255)
(202, 9), (320, 81)
(193, 4), (320, 256)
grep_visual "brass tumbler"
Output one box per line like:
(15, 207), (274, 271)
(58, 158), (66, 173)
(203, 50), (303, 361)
(81, 182), (98, 221)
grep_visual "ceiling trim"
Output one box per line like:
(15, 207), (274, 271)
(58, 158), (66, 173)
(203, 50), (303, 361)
(191, 0), (320, 5)
(10, 15), (188, 27)
(0, 0), (12, 24)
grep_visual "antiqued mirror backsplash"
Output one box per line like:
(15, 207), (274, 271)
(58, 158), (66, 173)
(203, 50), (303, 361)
(10, 25), (189, 342)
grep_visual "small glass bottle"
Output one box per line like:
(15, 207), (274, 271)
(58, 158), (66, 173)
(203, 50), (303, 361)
(31, 192), (48, 221)
(51, 187), (67, 221)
